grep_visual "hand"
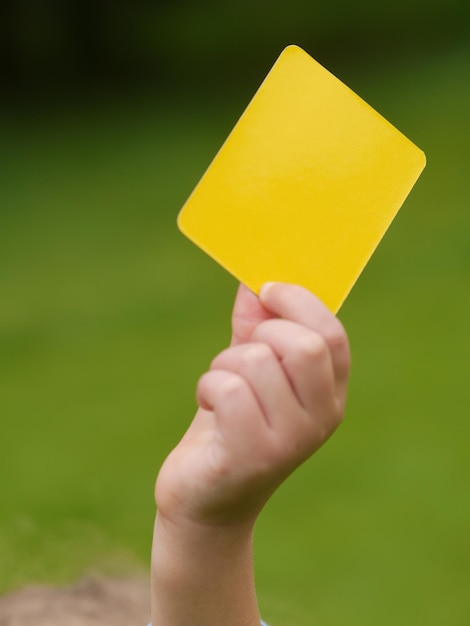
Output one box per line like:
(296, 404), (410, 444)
(155, 282), (350, 530)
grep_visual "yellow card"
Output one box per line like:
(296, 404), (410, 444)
(177, 45), (426, 312)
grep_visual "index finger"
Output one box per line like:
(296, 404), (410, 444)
(259, 282), (351, 382)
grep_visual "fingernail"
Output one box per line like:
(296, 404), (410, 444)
(259, 282), (276, 300)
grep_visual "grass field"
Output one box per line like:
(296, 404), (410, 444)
(1, 43), (469, 624)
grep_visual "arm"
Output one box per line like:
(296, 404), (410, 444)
(151, 282), (351, 626)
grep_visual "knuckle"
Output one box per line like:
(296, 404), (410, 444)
(196, 370), (212, 392)
(333, 406), (345, 427)
(326, 320), (351, 357)
(329, 397), (346, 429)
(251, 318), (285, 343)
(242, 343), (273, 367)
(298, 332), (328, 359)
(219, 374), (246, 398)
(209, 349), (227, 370)
(198, 370), (247, 401)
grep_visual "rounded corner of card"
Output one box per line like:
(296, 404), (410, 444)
(282, 44), (303, 55)
(418, 149), (427, 170)
(176, 206), (186, 226)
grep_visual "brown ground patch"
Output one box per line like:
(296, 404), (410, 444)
(0, 576), (150, 626)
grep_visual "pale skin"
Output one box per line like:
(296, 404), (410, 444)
(151, 282), (351, 626)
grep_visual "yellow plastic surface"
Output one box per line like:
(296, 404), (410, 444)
(177, 45), (426, 312)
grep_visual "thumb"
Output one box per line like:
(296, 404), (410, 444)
(230, 283), (275, 346)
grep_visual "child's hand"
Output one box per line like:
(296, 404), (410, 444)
(155, 282), (350, 530)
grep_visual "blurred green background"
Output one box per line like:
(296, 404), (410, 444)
(1, 1), (469, 624)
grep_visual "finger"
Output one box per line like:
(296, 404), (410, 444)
(196, 369), (268, 449)
(251, 319), (340, 415)
(210, 343), (298, 430)
(230, 283), (275, 346)
(259, 282), (351, 389)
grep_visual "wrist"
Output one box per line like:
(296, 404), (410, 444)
(151, 512), (260, 626)
(152, 510), (256, 576)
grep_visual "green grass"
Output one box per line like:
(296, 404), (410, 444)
(1, 44), (469, 624)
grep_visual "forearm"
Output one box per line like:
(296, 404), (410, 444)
(151, 511), (261, 626)
(149, 283), (350, 625)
